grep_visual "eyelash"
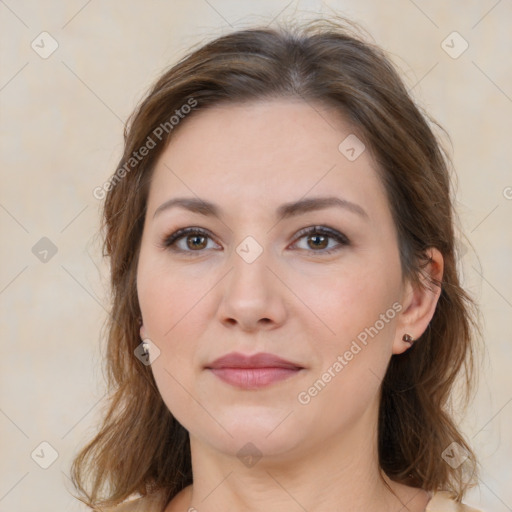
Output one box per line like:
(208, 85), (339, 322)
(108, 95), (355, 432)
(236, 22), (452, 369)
(160, 225), (350, 256)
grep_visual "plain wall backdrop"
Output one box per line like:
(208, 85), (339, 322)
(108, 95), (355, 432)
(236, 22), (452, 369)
(1, 1), (511, 511)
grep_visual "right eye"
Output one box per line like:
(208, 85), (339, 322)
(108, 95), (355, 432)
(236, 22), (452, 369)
(160, 227), (221, 254)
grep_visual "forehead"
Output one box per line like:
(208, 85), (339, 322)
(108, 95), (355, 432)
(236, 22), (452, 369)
(147, 99), (389, 223)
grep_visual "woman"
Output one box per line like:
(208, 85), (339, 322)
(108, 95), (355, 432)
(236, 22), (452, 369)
(71, 17), (484, 512)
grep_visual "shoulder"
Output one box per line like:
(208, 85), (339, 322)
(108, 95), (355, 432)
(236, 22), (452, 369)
(97, 489), (485, 512)
(97, 485), (191, 512)
(426, 491), (485, 512)
(98, 493), (163, 512)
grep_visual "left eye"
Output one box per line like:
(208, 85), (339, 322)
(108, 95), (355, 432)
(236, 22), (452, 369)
(161, 225), (349, 255)
(291, 226), (350, 255)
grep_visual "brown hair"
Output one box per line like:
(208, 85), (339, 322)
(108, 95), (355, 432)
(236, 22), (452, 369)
(70, 17), (481, 511)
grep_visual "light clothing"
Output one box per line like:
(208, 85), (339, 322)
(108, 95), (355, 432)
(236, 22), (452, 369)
(426, 491), (483, 511)
(99, 490), (484, 512)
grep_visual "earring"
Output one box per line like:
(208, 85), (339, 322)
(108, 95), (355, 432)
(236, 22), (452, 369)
(402, 333), (414, 345)
(142, 339), (150, 357)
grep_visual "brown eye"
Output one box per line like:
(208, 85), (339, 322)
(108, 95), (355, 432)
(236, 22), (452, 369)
(161, 225), (349, 256)
(162, 227), (219, 254)
(307, 233), (329, 250)
(292, 226), (350, 255)
(185, 234), (208, 250)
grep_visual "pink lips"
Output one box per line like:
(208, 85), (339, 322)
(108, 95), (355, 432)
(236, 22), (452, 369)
(205, 352), (304, 389)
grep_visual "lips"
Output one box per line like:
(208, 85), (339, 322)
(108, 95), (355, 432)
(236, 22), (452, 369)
(205, 352), (304, 389)
(206, 352), (303, 370)
(205, 352), (304, 390)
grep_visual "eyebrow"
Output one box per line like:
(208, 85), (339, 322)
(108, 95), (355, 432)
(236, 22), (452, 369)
(153, 196), (368, 220)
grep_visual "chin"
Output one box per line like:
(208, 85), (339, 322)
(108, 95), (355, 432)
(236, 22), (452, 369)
(189, 410), (302, 453)
(204, 428), (302, 462)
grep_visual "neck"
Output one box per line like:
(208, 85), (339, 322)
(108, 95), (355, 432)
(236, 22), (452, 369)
(179, 396), (429, 512)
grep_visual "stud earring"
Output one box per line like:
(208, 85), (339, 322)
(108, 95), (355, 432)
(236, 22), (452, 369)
(402, 333), (414, 345)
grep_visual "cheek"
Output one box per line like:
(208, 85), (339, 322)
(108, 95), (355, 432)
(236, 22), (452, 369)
(136, 254), (204, 411)
(296, 258), (401, 347)
(137, 249), (208, 338)
(138, 278), (202, 370)
(294, 272), (399, 433)
(137, 256), (205, 428)
(294, 257), (401, 424)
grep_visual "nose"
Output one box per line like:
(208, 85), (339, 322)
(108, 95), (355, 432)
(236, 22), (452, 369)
(216, 244), (287, 332)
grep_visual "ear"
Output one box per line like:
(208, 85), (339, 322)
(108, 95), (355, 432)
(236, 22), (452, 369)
(140, 323), (147, 340)
(393, 247), (444, 355)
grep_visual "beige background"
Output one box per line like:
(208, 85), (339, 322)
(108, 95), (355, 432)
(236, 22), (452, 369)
(1, 1), (511, 511)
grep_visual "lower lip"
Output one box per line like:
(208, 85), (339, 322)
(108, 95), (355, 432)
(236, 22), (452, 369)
(208, 367), (302, 389)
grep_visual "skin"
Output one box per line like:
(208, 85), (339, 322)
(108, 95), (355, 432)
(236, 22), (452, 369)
(136, 99), (444, 512)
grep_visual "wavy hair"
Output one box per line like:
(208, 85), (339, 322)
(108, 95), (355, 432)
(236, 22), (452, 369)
(70, 16), (481, 511)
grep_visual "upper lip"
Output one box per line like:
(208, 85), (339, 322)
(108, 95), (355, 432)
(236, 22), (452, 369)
(206, 352), (303, 370)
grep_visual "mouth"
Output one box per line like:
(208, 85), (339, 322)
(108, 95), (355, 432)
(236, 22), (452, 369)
(205, 352), (305, 389)
(207, 367), (303, 389)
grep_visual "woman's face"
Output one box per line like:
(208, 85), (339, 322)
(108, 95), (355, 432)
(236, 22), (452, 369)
(137, 99), (413, 461)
